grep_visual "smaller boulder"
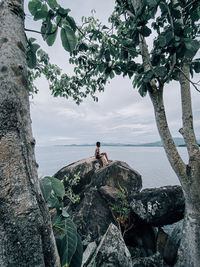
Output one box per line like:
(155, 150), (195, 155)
(130, 186), (185, 226)
(82, 241), (97, 267)
(68, 188), (115, 245)
(163, 221), (183, 266)
(99, 185), (122, 205)
(88, 223), (133, 267)
(132, 252), (168, 267)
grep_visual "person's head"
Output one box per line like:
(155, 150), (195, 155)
(96, 141), (100, 147)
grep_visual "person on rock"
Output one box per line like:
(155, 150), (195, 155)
(95, 141), (112, 166)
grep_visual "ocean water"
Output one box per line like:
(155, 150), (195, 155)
(35, 146), (188, 189)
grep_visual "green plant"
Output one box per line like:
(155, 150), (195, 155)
(111, 189), (130, 220)
(39, 176), (83, 267)
(64, 172), (81, 204)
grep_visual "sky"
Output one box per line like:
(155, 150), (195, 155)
(25, 0), (200, 146)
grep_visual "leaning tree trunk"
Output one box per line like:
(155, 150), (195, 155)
(0, 1), (59, 266)
(173, 61), (200, 267)
(149, 85), (200, 267)
(130, 0), (200, 265)
(149, 80), (200, 267)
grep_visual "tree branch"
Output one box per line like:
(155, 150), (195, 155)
(25, 28), (42, 35)
(164, 4), (177, 83)
(176, 66), (200, 93)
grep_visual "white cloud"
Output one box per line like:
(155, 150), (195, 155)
(27, 0), (200, 146)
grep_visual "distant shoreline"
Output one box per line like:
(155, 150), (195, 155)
(38, 137), (200, 148)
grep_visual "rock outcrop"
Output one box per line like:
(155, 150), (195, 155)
(130, 186), (185, 226)
(67, 187), (116, 245)
(54, 158), (142, 246)
(54, 158), (184, 267)
(54, 158), (142, 198)
(87, 223), (133, 267)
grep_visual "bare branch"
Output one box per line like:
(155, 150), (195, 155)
(25, 28), (42, 35)
(176, 66), (200, 93)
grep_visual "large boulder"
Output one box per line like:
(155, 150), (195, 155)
(54, 158), (142, 246)
(87, 223), (133, 267)
(130, 186), (185, 226)
(68, 187), (116, 245)
(54, 158), (142, 198)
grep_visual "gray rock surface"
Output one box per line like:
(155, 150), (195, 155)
(82, 241), (97, 267)
(99, 185), (122, 205)
(163, 221), (183, 265)
(132, 252), (168, 267)
(88, 223), (133, 267)
(69, 188), (116, 245)
(130, 186), (184, 226)
(54, 158), (142, 198)
(54, 158), (142, 245)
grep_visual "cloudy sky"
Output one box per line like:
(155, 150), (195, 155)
(25, 0), (200, 146)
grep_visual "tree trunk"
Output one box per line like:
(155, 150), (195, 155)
(129, 0), (200, 265)
(149, 75), (200, 267)
(173, 61), (200, 267)
(0, 1), (59, 266)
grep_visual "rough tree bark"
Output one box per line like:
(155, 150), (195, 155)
(130, 0), (200, 266)
(0, 1), (59, 266)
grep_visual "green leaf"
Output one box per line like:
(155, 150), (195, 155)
(41, 20), (53, 41)
(110, 71), (115, 79)
(39, 177), (52, 202)
(46, 176), (65, 199)
(47, 194), (60, 208)
(138, 84), (148, 97)
(61, 26), (77, 52)
(146, 0), (158, 8)
(56, 218), (78, 266)
(46, 25), (58, 46)
(31, 43), (40, 53)
(46, 0), (58, 9)
(143, 70), (153, 83)
(65, 16), (77, 32)
(102, 25), (109, 30)
(28, 0), (41, 16)
(78, 42), (88, 52)
(140, 26), (152, 37)
(34, 10), (48, 20)
(165, 31), (173, 44)
(184, 39), (200, 59)
(27, 50), (37, 69)
(191, 9), (200, 22)
(56, 15), (63, 27)
(58, 7), (71, 16)
(159, 2), (168, 13)
(98, 63), (105, 73)
(29, 37), (36, 43)
(155, 66), (167, 77)
(184, 27), (193, 36)
(70, 233), (83, 267)
(159, 35), (166, 47)
(194, 62), (200, 73)
(105, 49), (111, 61)
(114, 66), (121, 75)
(52, 214), (66, 237)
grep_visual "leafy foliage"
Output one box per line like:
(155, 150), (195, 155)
(35, 0), (199, 101)
(39, 176), (83, 267)
(27, 0), (77, 69)
(63, 172), (81, 204)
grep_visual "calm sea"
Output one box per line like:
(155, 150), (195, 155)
(35, 146), (188, 189)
